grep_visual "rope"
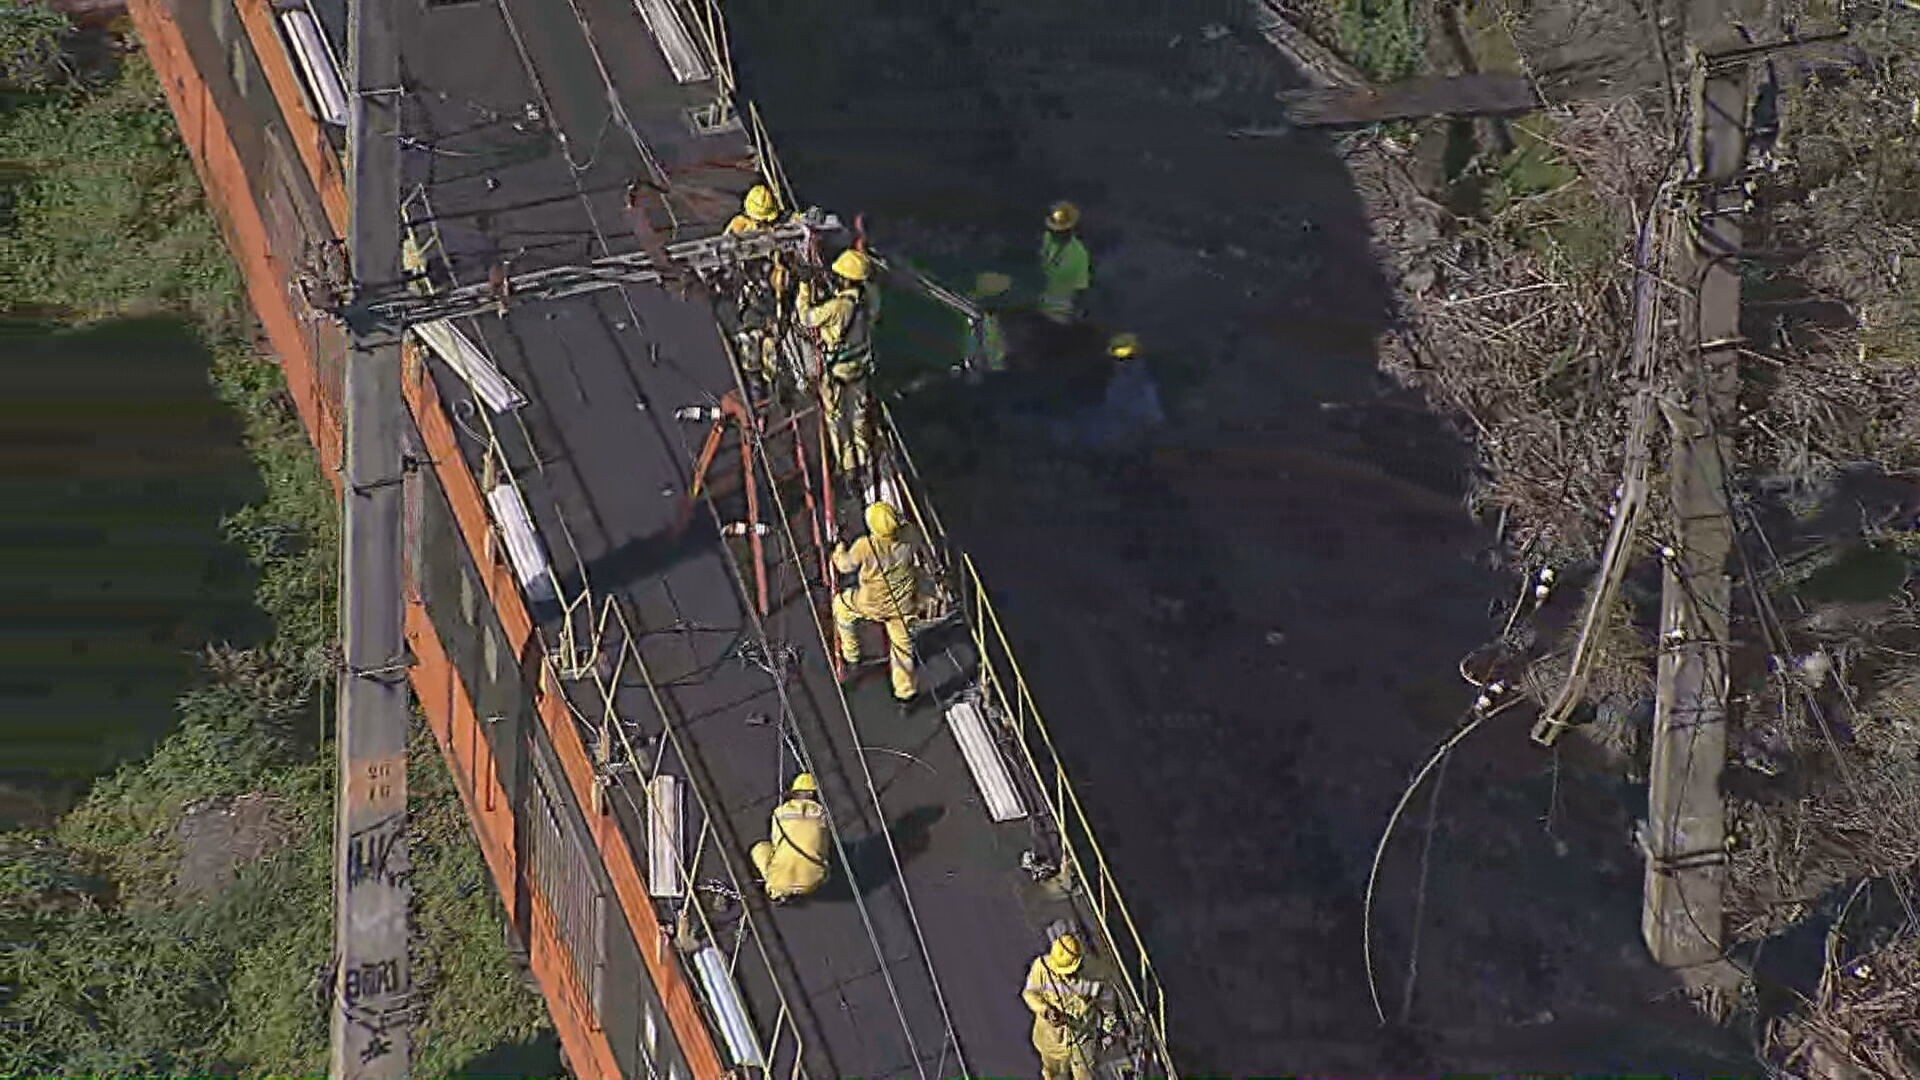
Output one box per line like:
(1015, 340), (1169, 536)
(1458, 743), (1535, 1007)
(419, 15), (890, 1074)
(681, 338), (966, 1080)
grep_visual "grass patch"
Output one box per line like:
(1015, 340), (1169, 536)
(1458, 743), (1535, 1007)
(0, 19), (550, 1075)
(1334, 0), (1427, 81)
(1455, 0), (1525, 74)
(1482, 120), (1617, 278)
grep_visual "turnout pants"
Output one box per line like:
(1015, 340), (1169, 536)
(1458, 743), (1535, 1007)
(1033, 1019), (1097, 1080)
(821, 373), (871, 475)
(736, 326), (779, 387)
(749, 840), (825, 900)
(832, 588), (915, 701)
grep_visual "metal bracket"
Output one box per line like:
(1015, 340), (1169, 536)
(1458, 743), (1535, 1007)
(348, 453), (428, 496)
(1648, 848), (1729, 874)
(348, 649), (417, 685)
(595, 761), (636, 787)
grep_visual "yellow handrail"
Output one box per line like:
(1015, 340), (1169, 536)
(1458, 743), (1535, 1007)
(648, 4), (1181, 1075)
(958, 553), (1175, 1073)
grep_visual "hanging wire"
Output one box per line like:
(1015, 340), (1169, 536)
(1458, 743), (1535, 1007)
(410, 4), (1177, 1072)
(396, 52), (845, 1078)
(670, 355), (965, 1080)
(1361, 694), (1524, 1025)
(483, 10), (969, 1067)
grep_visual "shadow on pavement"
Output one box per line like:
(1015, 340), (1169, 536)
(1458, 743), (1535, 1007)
(818, 803), (949, 902)
(726, 1), (1751, 1072)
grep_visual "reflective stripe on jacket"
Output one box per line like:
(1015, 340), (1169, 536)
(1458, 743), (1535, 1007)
(832, 535), (917, 617)
(801, 282), (878, 379)
(769, 798), (829, 867)
(1039, 234), (1091, 318)
(968, 313), (1008, 372)
(1021, 956), (1112, 1052)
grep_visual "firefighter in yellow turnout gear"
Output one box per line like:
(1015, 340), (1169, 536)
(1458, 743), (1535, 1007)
(831, 501), (919, 704)
(725, 183), (784, 236)
(749, 773), (831, 902)
(1022, 933), (1118, 1080)
(724, 185), (793, 393)
(797, 247), (880, 475)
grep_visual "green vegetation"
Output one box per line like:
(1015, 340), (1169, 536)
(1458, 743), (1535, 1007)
(1484, 122), (1616, 276)
(0, 1), (71, 92)
(0, 14), (549, 1075)
(1333, 0), (1427, 82)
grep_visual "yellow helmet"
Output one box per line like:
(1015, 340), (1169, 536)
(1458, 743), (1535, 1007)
(865, 500), (899, 539)
(831, 248), (873, 282)
(790, 772), (818, 794)
(972, 271), (1012, 299)
(1046, 933), (1083, 975)
(1046, 201), (1080, 232)
(743, 183), (780, 223)
(1108, 333), (1139, 360)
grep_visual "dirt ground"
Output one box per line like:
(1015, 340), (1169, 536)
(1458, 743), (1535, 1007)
(726, 0), (1755, 1072)
(174, 793), (291, 900)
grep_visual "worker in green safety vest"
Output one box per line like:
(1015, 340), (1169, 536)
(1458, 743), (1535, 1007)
(1038, 201), (1091, 326)
(965, 271), (1011, 374)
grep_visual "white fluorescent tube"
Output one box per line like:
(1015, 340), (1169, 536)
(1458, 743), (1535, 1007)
(410, 319), (527, 414)
(485, 482), (557, 604)
(947, 699), (1027, 823)
(278, 8), (349, 127)
(647, 774), (684, 899)
(863, 474), (903, 519)
(692, 945), (764, 1068)
(631, 0), (711, 85)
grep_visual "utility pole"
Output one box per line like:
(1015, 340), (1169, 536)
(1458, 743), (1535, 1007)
(1641, 19), (1750, 971)
(331, 0), (410, 1074)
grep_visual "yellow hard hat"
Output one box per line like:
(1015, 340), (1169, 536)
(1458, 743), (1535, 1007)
(1046, 933), (1083, 975)
(1108, 333), (1139, 360)
(865, 500), (899, 538)
(831, 248), (873, 282)
(972, 271), (1012, 299)
(790, 772), (818, 794)
(744, 183), (780, 223)
(1046, 201), (1080, 232)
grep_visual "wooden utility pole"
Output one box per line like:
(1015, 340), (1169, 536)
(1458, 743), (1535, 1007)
(1642, 29), (1750, 970)
(331, 0), (411, 1074)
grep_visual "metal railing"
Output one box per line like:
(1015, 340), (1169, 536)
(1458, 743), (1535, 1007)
(877, 410), (1177, 1079)
(666, 2), (1180, 1073)
(566, 594), (815, 1080)
(956, 552), (1174, 1075)
(404, 2), (1179, 1076)
(410, 184), (855, 1079)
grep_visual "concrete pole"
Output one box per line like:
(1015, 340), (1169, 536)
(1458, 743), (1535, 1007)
(331, 0), (410, 1074)
(1642, 38), (1748, 970)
